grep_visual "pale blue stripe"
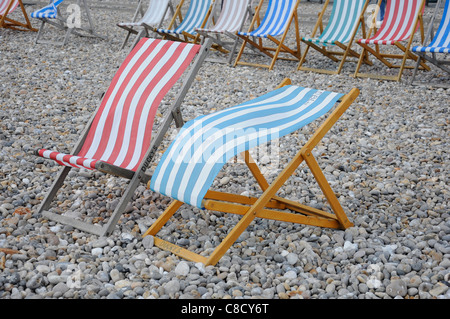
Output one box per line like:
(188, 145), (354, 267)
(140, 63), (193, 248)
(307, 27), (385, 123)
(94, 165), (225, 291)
(150, 86), (344, 208)
(31, 0), (65, 19)
(238, 0), (296, 38)
(158, 0), (212, 35)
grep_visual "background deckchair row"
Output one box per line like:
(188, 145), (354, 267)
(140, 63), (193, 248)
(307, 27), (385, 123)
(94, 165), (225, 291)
(115, 0), (449, 83)
(2, 0), (448, 83)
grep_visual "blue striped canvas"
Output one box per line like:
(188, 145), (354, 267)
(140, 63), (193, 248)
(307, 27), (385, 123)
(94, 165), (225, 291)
(303, 0), (367, 45)
(157, 0), (212, 35)
(238, 0), (297, 38)
(31, 0), (65, 19)
(150, 86), (344, 208)
(412, 0), (450, 53)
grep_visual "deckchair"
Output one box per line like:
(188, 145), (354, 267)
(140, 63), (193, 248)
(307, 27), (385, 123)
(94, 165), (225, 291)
(155, 0), (215, 44)
(117, 0), (176, 50)
(298, 0), (372, 75)
(31, 0), (105, 46)
(195, 0), (253, 64)
(233, 0), (302, 70)
(35, 38), (213, 236)
(411, 0), (450, 85)
(354, 0), (430, 81)
(144, 78), (358, 266)
(0, 0), (37, 31)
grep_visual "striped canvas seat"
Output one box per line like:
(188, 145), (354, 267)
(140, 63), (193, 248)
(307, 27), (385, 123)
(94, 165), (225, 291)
(118, 0), (171, 28)
(237, 0), (297, 38)
(234, 0), (302, 70)
(118, 0), (173, 50)
(38, 39), (201, 172)
(298, 0), (370, 75)
(150, 85), (344, 208)
(157, 0), (212, 36)
(0, 0), (18, 16)
(302, 0), (367, 45)
(196, 0), (252, 64)
(196, 0), (250, 34)
(354, 0), (429, 81)
(358, 0), (424, 45)
(144, 78), (359, 265)
(0, 0), (36, 31)
(31, 0), (64, 19)
(411, 0), (450, 84)
(36, 37), (211, 236)
(412, 0), (450, 53)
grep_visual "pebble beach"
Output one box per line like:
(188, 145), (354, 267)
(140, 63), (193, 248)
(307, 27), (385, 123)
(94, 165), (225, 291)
(0, 0), (449, 301)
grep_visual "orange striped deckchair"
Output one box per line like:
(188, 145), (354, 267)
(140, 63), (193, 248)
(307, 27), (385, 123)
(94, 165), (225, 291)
(0, 0), (36, 31)
(354, 0), (430, 81)
(35, 38), (212, 236)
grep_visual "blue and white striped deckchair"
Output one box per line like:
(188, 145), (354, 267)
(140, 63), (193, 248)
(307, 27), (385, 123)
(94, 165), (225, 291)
(155, 0), (214, 43)
(411, 0), (450, 84)
(31, 0), (104, 46)
(30, 0), (64, 19)
(298, 0), (371, 74)
(234, 0), (302, 70)
(144, 78), (359, 265)
(117, 0), (176, 50)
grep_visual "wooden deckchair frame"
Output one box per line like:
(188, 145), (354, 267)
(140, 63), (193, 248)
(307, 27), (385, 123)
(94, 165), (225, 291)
(298, 0), (372, 75)
(233, 0), (302, 70)
(143, 78), (358, 266)
(0, 0), (37, 31)
(155, 0), (215, 44)
(33, 0), (106, 46)
(354, 0), (430, 81)
(37, 39), (214, 237)
(411, 0), (450, 86)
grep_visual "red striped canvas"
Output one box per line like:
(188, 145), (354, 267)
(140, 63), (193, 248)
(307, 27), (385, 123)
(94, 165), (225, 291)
(38, 38), (201, 172)
(358, 0), (424, 45)
(0, 0), (19, 16)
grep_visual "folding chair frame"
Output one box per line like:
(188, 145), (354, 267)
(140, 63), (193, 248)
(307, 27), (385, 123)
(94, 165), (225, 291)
(155, 0), (215, 44)
(38, 39), (214, 237)
(354, 0), (430, 81)
(234, 0), (302, 70)
(196, 0), (254, 64)
(143, 78), (358, 266)
(298, 0), (372, 75)
(411, 0), (450, 86)
(118, 0), (177, 50)
(0, 0), (37, 31)
(34, 0), (106, 46)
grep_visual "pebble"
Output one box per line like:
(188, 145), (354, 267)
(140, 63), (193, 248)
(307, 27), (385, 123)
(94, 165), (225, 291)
(0, 1), (448, 300)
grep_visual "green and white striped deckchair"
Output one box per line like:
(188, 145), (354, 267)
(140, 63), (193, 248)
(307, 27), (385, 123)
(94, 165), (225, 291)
(298, 0), (371, 75)
(143, 78), (359, 265)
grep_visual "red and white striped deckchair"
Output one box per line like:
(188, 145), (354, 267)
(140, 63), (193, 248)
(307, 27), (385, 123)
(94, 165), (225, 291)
(35, 38), (212, 236)
(0, 0), (36, 31)
(354, 0), (430, 81)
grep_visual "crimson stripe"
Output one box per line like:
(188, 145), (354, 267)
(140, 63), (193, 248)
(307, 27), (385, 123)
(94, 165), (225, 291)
(105, 41), (179, 166)
(122, 43), (201, 171)
(78, 40), (159, 158)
